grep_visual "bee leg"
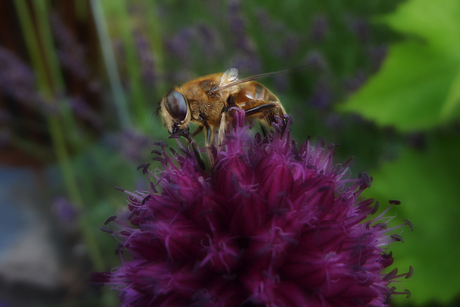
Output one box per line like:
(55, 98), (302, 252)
(182, 130), (205, 170)
(191, 125), (204, 137)
(244, 102), (278, 118)
(203, 123), (215, 168)
(217, 112), (227, 149)
(244, 101), (286, 130)
(260, 124), (268, 139)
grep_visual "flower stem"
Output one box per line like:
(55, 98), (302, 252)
(15, 1), (116, 304)
(31, 0), (80, 143)
(145, 0), (166, 96)
(90, 0), (131, 129)
(107, 0), (149, 128)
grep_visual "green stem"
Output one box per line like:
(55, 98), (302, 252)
(31, 0), (105, 218)
(32, 0), (81, 146)
(111, 0), (148, 127)
(90, 0), (131, 129)
(145, 0), (166, 96)
(33, 0), (64, 91)
(9, 134), (54, 162)
(48, 116), (105, 271)
(14, 0), (105, 270)
(14, 0), (51, 98)
(75, 0), (88, 22)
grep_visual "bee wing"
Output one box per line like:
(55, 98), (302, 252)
(219, 68), (239, 87)
(209, 66), (307, 94)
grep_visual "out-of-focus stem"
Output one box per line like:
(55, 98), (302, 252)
(75, 0), (88, 22)
(110, 0), (148, 127)
(33, 0), (64, 91)
(14, 0), (105, 270)
(14, 0), (50, 97)
(32, 0), (79, 139)
(145, 0), (166, 96)
(48, 117), (107, 270)
(16, 2), (117, 305)
(90, 0), (131, 128)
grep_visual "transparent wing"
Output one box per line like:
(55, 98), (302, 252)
(219, 68), (239, 87)
(209, 66), (305, 94)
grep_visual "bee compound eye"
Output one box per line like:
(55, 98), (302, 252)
(165, 91), (187, 121)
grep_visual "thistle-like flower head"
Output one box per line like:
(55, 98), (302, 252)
(93, 110), (412, 307)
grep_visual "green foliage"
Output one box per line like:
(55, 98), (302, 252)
(339, 0), (460, 131)
(366, 134), (460, 304)
(338, 0), (460, 304)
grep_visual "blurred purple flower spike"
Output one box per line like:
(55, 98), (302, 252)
(53, 197), (78, 223)
(311, 15), (329, 42)
(93, 109), (412, 307)
(0, 48), (44, 108)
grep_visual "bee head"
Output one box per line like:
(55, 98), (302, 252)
(159, 90), (190, 135)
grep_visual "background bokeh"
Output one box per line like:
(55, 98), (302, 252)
(0, 0), (459, 306)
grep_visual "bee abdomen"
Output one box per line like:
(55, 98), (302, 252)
(237, 82), (279, 103)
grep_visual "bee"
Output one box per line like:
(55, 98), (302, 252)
(157, 68), (292, 169)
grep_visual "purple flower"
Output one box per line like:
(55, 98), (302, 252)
(367, 45), (388, 72)
(348, 18), (370, 44)
(119, 128), (155, 164)
(134, 30), (158, 86)
(0, 47), (44, 108)
(227, 0), (261, 76)
(166, 28), (195, 61)
(197, 24), (222, 59)
(228, 0), (249, 51)
(69, 96), (102, 129)
(344, 71), (368, 95)
(308, 79), (333, 109)
(52, 197), (78, 223)
(50, 13), (89, 80)
(229, 54), (262, 76)
(304, 51), (328, 73)
(310, 15), (329, 42)
(93, 110), (412, 306)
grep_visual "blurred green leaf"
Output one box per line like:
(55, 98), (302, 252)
(383, 0), (460, 55)
(367, 134), (460, 304)
(441, 68), (460, 120)
(338, 0), (460, 131)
